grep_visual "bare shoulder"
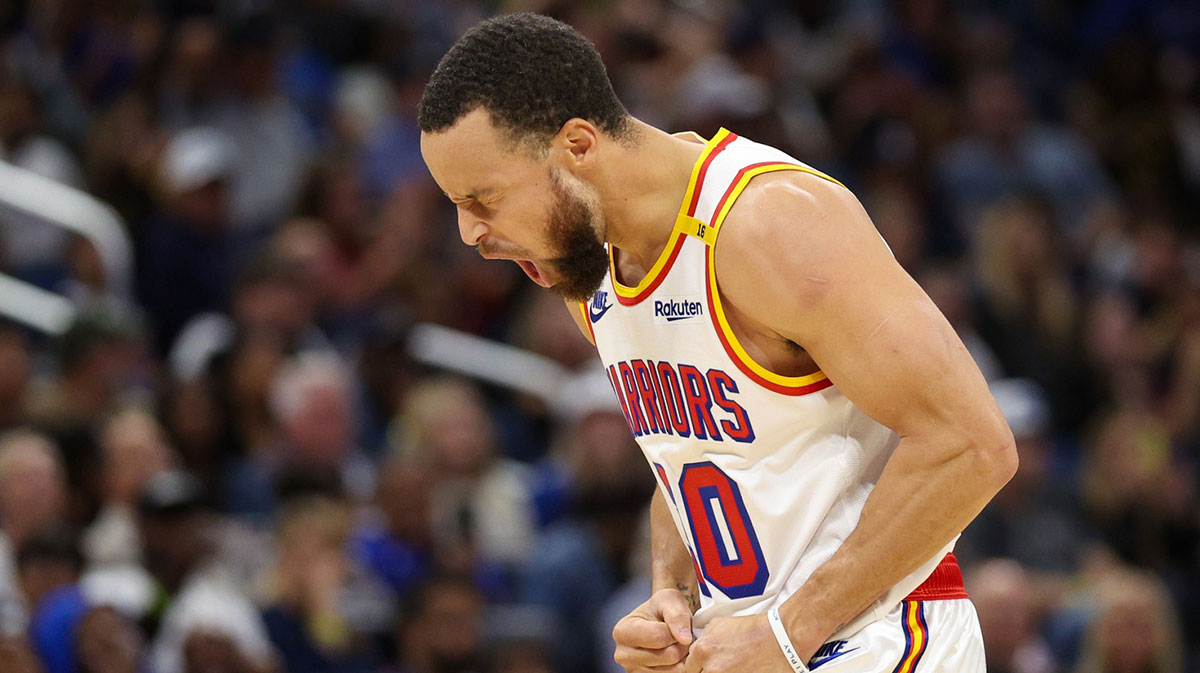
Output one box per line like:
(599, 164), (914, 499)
(712, 168), (1000, 438)
(713, 169), (900, 343)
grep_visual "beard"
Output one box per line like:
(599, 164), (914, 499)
(543, 171), (609, 302)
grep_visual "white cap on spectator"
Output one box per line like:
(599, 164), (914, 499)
(269, 350), (353, 423)
(81, 565), (157, 620)
(162, 127), (237, 195)
(335, 65), (392, 138)
(990, 377), (1050, 439)
(149, 577), (275, 673)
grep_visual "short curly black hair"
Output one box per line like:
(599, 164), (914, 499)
(418, 13), (632, 147)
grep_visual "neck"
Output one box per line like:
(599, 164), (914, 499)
(594, 120), (707, 271)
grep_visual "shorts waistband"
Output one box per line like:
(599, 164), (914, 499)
(903, 552), (968, 601)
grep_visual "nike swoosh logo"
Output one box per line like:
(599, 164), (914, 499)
(665, 315), (696, 322)
(808, 647), (860, 670)
(589, 301), (612, 323)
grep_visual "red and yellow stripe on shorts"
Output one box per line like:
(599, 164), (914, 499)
(889, 601), (929, 673)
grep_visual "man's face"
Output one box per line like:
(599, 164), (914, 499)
(421, 109), (608, 301)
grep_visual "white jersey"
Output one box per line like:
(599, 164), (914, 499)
(580, 129), (958, 640)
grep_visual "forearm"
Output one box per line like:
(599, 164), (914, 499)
(780, 432), (1015, 649)
(650, 489), (700, 611)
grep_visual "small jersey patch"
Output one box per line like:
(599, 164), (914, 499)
(589, 290), (613, 323)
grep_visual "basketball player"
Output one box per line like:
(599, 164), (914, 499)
(418, 13), (1016, 673)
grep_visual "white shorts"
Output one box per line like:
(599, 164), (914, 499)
(803, 599), (984, 673)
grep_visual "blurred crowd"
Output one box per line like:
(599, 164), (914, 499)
(0, 0), (1196, 672)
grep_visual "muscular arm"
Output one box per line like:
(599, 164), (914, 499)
(716, 173), (1017, 655)
(651, 489), (700, 613)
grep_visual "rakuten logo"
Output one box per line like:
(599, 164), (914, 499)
(654, 298), (704, 323)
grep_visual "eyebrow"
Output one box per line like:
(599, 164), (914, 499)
(447, 187), (498, 202)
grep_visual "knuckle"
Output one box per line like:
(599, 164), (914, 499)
(612, 617), (640, 642)
(666, 644), (688, 662)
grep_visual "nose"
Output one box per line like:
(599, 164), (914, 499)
(457, 208), (487, 246)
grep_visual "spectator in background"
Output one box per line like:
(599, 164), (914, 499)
(330, 66), (392, 151)
(968, 559), (1059, 673)
(293, 156), (372, 290)
(84, 91), (164, 232)
(83, 408), (175, 568)
(168, 251), (336, 493)
(352, 460), (433, 599)
(397, 377), (537, 573)
(160, 371), (234, 501)
(1073, 570), (1183, 673)
(17, 527), (82, 623)
(0, 633), (45, 673)
(25, 315), (140, 435)
(212, 329), (290, 486)
(138, 471), (276, 673)
(288, 155), (399, 336)
(158, 18), (224, 131)
(972, 199), (1097, 430)
(0, 429), (68, 634)
(29, 584), (90, 673)
(390, 575), (485, 673)
(352, 313), (417, 455)
(261, 497), (376, 673)
(224, 351), (371, 522)
(934, 69), (1113, 241)
(267, 351), (371, 504)
(207, 14), (314, 233)
(360, 60), (430, 201)
(1078, 408), (1198, 587)
(137, 126), (238, 356)
(74, 604), (144, 673)
(169, 250), (331, 385)
(286, 160), (441, 345)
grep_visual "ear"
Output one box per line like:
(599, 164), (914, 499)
(552, 118), (599, 172)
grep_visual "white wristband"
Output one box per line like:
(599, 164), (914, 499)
(767, 607), (809, 673)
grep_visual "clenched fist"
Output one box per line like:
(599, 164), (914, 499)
(612, 588), (695, 672)
(685, 614), (796, 673)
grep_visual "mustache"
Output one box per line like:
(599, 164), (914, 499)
(475, 240), (530, 259)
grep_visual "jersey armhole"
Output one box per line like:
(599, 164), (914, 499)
(704, 165), (841, 396)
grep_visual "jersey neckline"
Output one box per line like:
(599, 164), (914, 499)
(608, 128), (736, 306)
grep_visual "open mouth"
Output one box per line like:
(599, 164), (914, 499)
(515, 259), (553, 288)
